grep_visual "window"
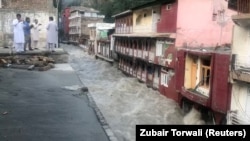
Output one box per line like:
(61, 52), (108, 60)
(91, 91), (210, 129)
(184, 54), (211, 96)
(85, 12), (91, 17)
(228, 0), (237, 11)
(166, 4), (172, 10)
(161, 72), (169, 87)
(156, 41), (170, 57)
(91, 13), (97, 17)
(200, 64), (211, 88)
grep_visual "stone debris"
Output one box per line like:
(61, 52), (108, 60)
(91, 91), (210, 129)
(0, 56), (55, 71)
(2, 111), (8, 115)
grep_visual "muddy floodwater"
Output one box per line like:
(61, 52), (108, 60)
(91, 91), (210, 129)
(63, 45), (184, 141)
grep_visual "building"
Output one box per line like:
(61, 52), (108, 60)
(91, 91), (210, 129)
(62, 7), (71, 40)
(88, 23), (115, 62)
(228, 0), (250, 124)
(112, 0), (236, 124)
(175, 0), (235, 124)
(0, 0), (56, 48)
(68, 6), (104, 45)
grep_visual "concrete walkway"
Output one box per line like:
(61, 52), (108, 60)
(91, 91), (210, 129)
(0, 67), (110, 141)
(0, 46), (65, 56)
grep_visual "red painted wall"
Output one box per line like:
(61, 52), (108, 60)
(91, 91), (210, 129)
(159, 71), (179, 102)
(157, 2), (178, 33)
(63, 7), (70, 35)
(159, 46), (179, 102)
(211, 53), (231, 114)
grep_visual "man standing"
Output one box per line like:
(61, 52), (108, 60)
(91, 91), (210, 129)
(31, 19), (41, 49)
(23, 17), (33, 51)
(46, 16), (58, 52)
(12, 14), (25, 53)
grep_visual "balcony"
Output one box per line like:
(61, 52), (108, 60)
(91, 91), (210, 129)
(138, 50), (143, 58)
(130, 68), (133, 75)
(231, 54), (250, 83)
(143, 51), (148, 60)
(149, 52), (155, 62)
(129, 49), (133, 56)
(232, 0), (250, 27)
(133, 50), (137, 57)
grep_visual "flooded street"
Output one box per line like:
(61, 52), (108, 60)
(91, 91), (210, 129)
(63, 44), (184, 141)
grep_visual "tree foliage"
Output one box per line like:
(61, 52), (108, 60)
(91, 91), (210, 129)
(89, 0), (154, 22)
(59, 0), (154, 22)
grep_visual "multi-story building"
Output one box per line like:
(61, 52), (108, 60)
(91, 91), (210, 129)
(113, 0), (236, 124)
(228, 0), (250, 124)
(68, 6), (104, 45)
(62, 7), (71, 40)
(87, 23), (115, 61)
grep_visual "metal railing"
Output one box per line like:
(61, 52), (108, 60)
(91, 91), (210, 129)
(227, 111), (250, 124)
(232, 54), (250, 72)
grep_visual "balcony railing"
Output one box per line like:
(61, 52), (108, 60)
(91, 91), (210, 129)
(142, 72), (146, 82)
(237, 0), (250, 14)
(231, 54), (250, 82)
(130, 68), (133, 75)
(143, 51), (148, 59)
(129, 49), (133, 56)
(137, 70), (141, 79)
(149, 52), (155, 62)
(227, 111), (250, 124)
(138, 50), (142, 58)
(232, 54), (250, 72)
(134, 50), (137, 57)
(133, 69), (137, 77)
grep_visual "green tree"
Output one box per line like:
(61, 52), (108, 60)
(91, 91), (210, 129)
(97, 0), (154, 22)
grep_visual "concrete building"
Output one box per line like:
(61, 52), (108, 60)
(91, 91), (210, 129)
(68, 6), (104, 45)
(113, 0), (236, 124)
(0, 0), (56, 48)
(88, 23), (115, 61)
(62, 7), (71, 40)
(228, 0), (250, 124)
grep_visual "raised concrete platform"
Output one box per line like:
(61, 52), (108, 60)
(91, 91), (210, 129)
(0, 46), (69, 63)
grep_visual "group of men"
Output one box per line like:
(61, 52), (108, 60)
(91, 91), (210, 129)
(12, 13), (58, 53)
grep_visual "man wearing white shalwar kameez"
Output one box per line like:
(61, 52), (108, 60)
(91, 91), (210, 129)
(12, 14), (25, 53)
(31, 19), (41, 49)
(46, 17), (58, 52)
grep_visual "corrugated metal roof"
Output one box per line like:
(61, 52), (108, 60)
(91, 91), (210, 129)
(112, 10), (132, 18)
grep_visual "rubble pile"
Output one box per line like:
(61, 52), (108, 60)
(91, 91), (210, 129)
(0, 56), (55, 71)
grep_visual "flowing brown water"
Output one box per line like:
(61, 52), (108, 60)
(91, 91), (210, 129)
(63, 45), (184, 141)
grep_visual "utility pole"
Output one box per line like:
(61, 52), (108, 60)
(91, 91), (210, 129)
(57, 0), (60, 48)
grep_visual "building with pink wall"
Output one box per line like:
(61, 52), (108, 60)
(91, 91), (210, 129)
(112, 0), (237, 124)
(175, 0), (236, 48)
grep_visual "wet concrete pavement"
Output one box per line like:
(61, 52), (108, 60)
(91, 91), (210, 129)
(0, 68), (110, 141)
